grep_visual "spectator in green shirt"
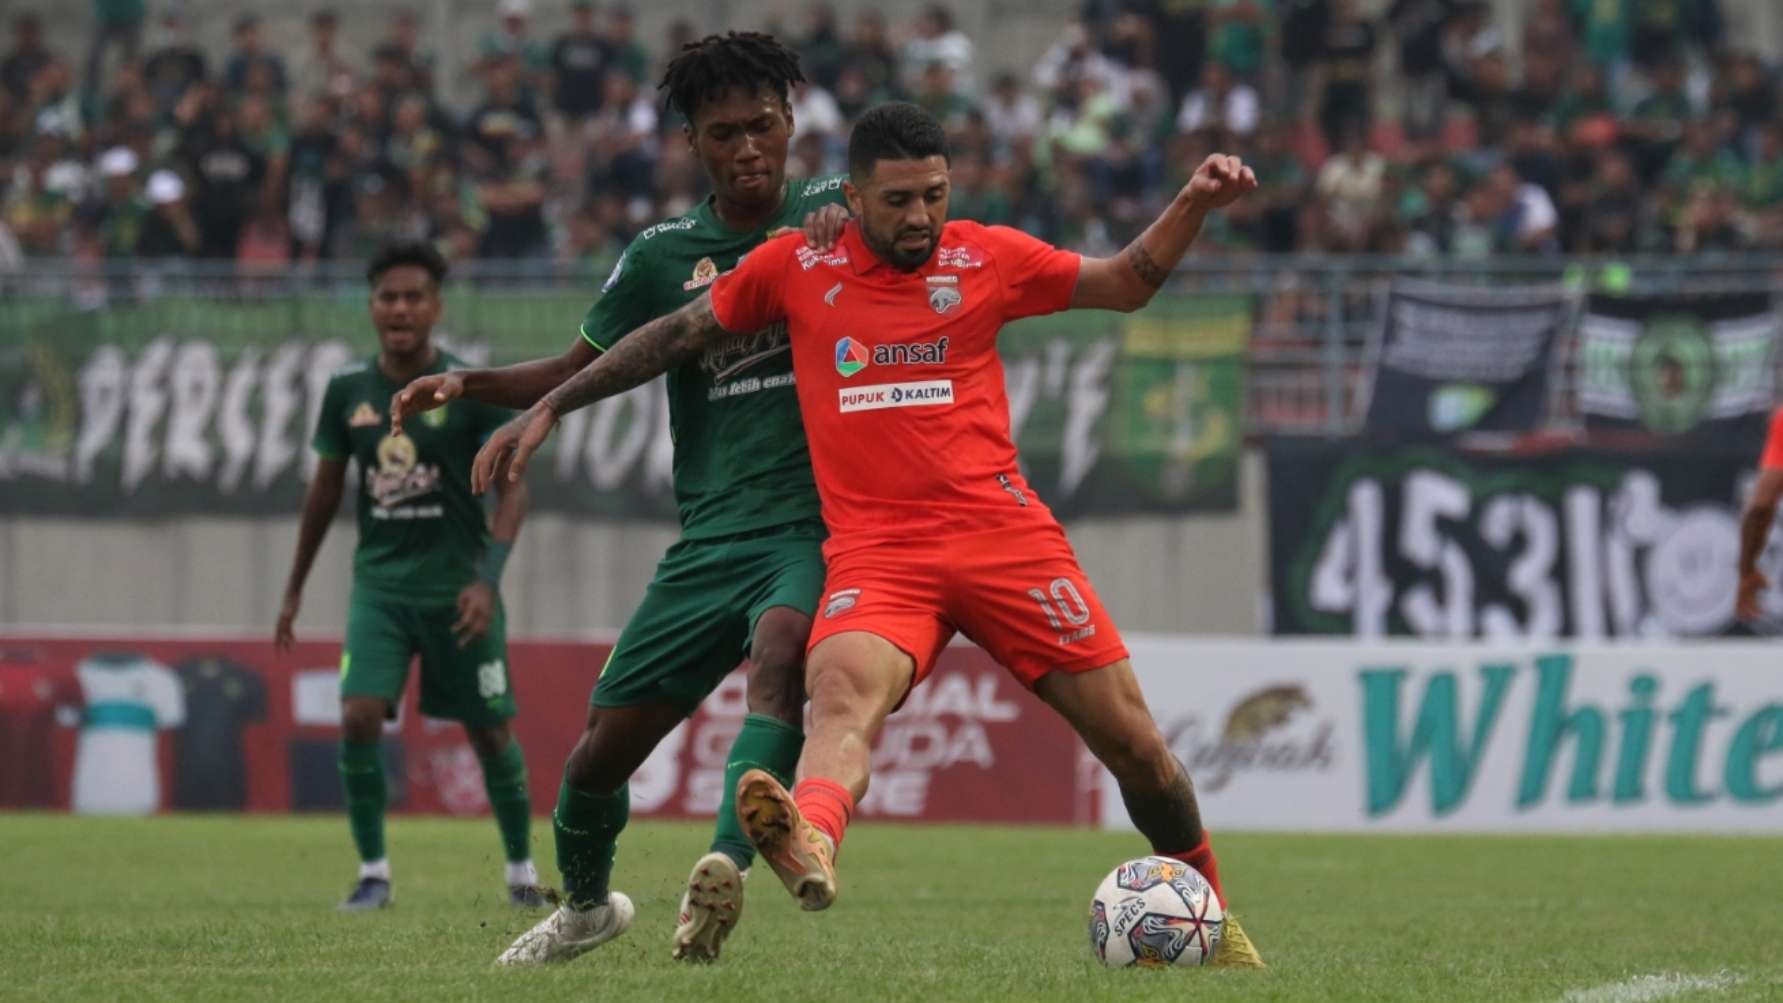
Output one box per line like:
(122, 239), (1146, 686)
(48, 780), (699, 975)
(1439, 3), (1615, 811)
(948, 152), (1014, 226)
(82, 144), (147, 259)
(604, 4), (649, 84)
(1209, 0), (1269, 81)
(87, 0), (144, 98)
(1661, 119), (1743, 200)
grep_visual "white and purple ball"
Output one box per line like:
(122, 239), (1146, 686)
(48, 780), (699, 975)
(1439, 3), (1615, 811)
(1088, 856), (1223, 968)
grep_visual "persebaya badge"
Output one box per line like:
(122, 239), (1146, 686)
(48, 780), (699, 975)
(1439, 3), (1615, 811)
(683, 256), (719, 291)
(926, 275), (962, 315)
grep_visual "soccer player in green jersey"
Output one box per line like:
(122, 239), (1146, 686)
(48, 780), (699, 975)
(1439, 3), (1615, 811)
(277, 242), (544, 912)
(390, 33), (847, 963)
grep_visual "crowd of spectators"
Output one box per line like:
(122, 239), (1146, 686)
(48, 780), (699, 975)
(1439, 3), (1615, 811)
(0, 0), (1775, 276)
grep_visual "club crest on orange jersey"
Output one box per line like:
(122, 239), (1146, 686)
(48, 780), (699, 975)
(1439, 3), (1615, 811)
(683, 256), (719, 291)
(824, 588), (862, 618)
(926, 274), (962, 315)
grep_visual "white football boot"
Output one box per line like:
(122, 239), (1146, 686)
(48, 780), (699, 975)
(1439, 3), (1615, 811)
(495, 893), (635, 966)
(671, 852), (746, 962)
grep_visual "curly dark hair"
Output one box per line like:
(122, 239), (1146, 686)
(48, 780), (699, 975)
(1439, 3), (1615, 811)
(365, 240), (448, 288)
(658, 31), (805, 123)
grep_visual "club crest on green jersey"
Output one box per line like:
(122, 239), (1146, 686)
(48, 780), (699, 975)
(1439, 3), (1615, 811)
(683, 256), (720, 291)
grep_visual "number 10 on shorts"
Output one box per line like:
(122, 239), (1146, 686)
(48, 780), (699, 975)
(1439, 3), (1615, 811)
(1029, 577), (1092, 630)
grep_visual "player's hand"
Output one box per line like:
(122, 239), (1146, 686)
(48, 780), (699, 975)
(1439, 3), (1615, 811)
(275, 593), (300, 653)
(768, 203), (851, 250)
(472, 402), (557, 495)
(1181, 154), (1258, 213)
(453, 581), (496, 646)
(391, 372), (464, 435)
(1737, 569), (1770, 621)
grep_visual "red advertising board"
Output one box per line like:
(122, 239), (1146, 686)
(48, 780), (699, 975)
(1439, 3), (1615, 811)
(0, 634), (1090, 824)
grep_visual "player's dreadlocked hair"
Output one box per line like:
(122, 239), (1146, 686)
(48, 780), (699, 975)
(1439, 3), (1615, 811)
(658, 31), (805, 122)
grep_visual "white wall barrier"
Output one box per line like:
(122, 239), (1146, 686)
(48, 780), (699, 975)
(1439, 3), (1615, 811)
(1101, 637), (1783, 832)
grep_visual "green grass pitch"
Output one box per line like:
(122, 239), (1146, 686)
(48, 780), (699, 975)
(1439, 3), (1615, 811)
(1, 814), (1778, 1001)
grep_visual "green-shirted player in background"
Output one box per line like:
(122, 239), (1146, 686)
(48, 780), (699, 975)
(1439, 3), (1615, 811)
(277, 242), (546, 912)
(391, 33), (848, 963)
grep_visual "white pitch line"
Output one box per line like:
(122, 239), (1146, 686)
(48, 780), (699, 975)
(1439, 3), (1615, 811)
(1560, 971), (1743, 1003)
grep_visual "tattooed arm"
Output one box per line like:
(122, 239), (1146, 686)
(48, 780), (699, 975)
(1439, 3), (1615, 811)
(540, 292), (726, 414)
(469, 293), (731, 492)
(1071, 153), (1258, 312)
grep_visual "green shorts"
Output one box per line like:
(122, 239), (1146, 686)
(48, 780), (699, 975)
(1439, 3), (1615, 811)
(593, 521), (826, 713)
(341, 586), (515, 726)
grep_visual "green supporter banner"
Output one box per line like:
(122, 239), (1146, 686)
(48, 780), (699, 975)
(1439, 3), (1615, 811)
(0, 290), (1245, 518)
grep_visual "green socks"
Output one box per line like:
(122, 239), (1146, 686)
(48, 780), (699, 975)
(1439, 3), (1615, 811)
(479, 739), (533, 865)
(339, 739), (387, 863)
(553, 780), (630, 910)
(549, 715), (803, 908)
(711, 713), (805, 869)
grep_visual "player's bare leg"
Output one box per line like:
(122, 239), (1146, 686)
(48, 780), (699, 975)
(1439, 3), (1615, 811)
(737, 631), (911, 910)
(673, 606), (810, 961)
(1035, 659), (1265, 968)
(498, 703), (683, 965)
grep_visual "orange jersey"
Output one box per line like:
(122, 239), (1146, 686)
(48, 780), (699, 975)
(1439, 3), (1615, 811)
(1763, 405), (1783, 470)
(709, 220), (1082, 556)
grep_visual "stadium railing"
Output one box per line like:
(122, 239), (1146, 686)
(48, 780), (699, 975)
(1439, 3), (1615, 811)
(7, 255), (1783, 438)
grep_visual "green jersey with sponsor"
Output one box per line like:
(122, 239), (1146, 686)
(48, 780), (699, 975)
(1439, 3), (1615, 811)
(312, 351), (511, 601)
(581, 176), (847, 540)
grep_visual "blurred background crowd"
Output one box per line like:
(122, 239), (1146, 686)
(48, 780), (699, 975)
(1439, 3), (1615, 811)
(0, 0), (1772, 276)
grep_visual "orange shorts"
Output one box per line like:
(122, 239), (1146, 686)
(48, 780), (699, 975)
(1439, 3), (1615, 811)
(807, 520), (1129, 690)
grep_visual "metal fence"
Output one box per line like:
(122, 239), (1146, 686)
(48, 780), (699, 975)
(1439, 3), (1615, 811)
(8, 255), (1783, 437)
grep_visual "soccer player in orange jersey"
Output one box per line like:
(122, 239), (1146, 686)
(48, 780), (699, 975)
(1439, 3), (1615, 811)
(476, 103), (1265, 966)
(1736, 405), (1783, 620)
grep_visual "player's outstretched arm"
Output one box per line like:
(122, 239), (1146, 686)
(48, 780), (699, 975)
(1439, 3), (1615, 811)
(1736, 468), (1783, 620)
(1072, 154), (1259, 313)
(390, 337), (601, 434)
(276, 456), (347, 651)
(469, 293), (731, 493)
(456, 468), (529, 646)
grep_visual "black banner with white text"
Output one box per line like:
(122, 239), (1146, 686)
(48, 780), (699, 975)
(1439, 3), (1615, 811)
(1267, 438), (1783, 639)
(1362, 283), (1568, 438)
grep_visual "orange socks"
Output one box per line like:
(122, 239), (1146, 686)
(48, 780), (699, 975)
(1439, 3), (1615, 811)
(1167, 835), (1225, 908)
(793, 777), (855, 849)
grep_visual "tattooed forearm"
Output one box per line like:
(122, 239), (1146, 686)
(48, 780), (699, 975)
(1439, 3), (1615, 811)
(541, 294), (726, 415)
(1124, 241), (1171, 289)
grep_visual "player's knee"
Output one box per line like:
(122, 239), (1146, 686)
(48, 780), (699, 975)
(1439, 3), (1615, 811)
(340, 699), (387, 743)
(563, 727), (624, 792)
(1102, 725), (1179, 792)
(465, 725), (510, 759)
(745, 647), (805, 722)
(806, 659), (876, 728)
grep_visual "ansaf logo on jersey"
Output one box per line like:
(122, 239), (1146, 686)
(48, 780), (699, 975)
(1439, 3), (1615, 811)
(872, 336), (949, 366)
(837, 380), (954, 413)
(834, 336), (869, 377)
(796, 245), (851, 271)
(936, 245), (985, 270)
(926, 274), (963, 315)
(823, 588), (862, 618)
(349, 402), (383, 428)
(682, 256), (720, 291)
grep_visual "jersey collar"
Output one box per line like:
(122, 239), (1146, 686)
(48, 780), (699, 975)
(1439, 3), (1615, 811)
(694, 180), (796, 236)
(841, 220), (951, 277)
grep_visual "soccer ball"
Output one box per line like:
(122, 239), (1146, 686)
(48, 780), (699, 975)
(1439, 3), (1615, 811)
(1087, 856), (1223, 968)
